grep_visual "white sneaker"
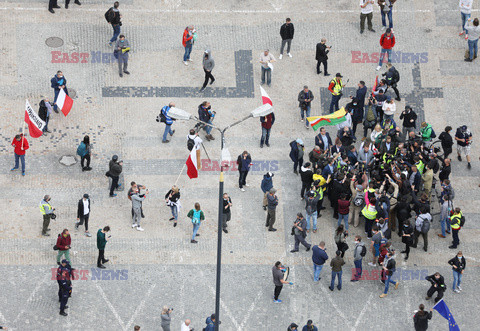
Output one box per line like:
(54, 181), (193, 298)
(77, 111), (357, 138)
(368, 262), (377, 267)
(244, 183), (250, 187)
(188, 59), (193, 62)
(287, 53), (292, 58)
(183, 61), (189, 66)
(457, 286), (462, 291)
(240, 188), (245, 192)
(381, 26), (386, 31)
(279, 54), (283, 59)
(137, 227), (144, 231)
(453, 289), (460, 293)
(132, 224), (138, 228)
(376, 66), (382, 71)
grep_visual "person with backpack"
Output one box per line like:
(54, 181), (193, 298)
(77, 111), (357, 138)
(182, 26), (195, 66)
(260, 112), (275, 148)
(106, 2), (122, 46)
(413, 304), (433, 331)
(438, 126), (454, 159)
(187, 202), (205, 243)
(158, 102), (176, 143)
(449, 207), (464, 249)
(204, 313), (216, 331)
(412, 207), (431, 252)
(376, 28), (395, 71)
(420, 121), (435, 145)
(455, 125), (473, 169)
(449, 251), (466, 293)
(76, 135), (92, 171)
(56, 229), (72, 265)
(383, 63), (401, 101)
(399, 105), (417, 136)
(165, 185), (180, 227)
(351, 235), (366, 282)
(425, 272), (446, 303)
(379, 249), (399, 298)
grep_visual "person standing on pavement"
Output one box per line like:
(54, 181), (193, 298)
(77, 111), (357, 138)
(304, 190), (319, 233)
(237, 150), (252, 191)
(222, 193), (232, 234)
(439, 126), (454, 159)
(181, 320), (192, 331)
(448, 251), (466, 293)
(38, 98), (53, 135)
(48, 0), (61, 13)
(312, 241), (328, 282)
(464, 17), (480, 61)
(300, 162), (314, 199)
(266, 188), (278, 232)
(10, 134), (28, 176)
(107, 155), (123, 197)
(106, 2), (122, 46)
(360, 0), (376, 33)
(329, 250), (345, 291)
(96, 226), (110, 269)
(315, 38), (330, 76)
(51, 71), (69, 113)
(290, 213), (311, 253)
(56, 229), (72, 265)
(198, 101), (216, 141)
(379, 249), (399, 298)
(455, 125), (473, 168)
(260, 112), (275, 148)
(378, 0), (396, 30)
(40, 195), (54, 236)
(200, 50), (215, 92)
(412, 207), (431, 252)
(459, 0), (473, 39)
(376, 28), (395, 71)
(449, 207), (464, 249)
(302, 320), (318, 331)
(261, 172), (274, 210)
(351, 235), (366, 282)
(425, 272), (446, 303)
(413, 304), (433, 331)
(259, 50), (276, 86)
(131, 186), (148, 231)
(187, 129), (203, 168)
(383, 63), (401, 101)
(116, 35), (131, 77)
(58, 268), (72, 316)
(161, 306), (173, 331)
(187, 202), (205, 243)
(399, 105), (417, 136)
(272, 261), (293, 303)
(289, 139), (305, 174)
(182, 26), (195, 65)
(279, 18), (294, 59)
(76, 135), (92, 171)
(165, 185), (180, 227)
(298, 86), (314, 128)
(75, 193), (91, 237)
(160, 102), (176, 143)
(65, 0), (81, 9)
(328, 73), (344, 113)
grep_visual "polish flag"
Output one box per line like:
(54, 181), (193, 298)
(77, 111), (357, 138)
(56, 88), (74, 116)
(25, 100), (45, 138)
(259, 86), (272, 106)
(186, 148), (198, 179)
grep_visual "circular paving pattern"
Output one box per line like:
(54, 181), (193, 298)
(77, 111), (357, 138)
(45, 37), (64, 48)
(69, 88), (77, 98)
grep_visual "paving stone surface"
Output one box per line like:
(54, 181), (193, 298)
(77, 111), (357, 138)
(0, 0), (480, 330)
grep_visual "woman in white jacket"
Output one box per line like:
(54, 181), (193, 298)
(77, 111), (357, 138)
(459, 0), (473, 39)
(382, 99), (396, 121)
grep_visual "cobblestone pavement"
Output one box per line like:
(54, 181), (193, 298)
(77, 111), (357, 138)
(1, 0), (480, 330)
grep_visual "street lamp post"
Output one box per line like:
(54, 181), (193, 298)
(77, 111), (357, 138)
(168, 103), (273, 330)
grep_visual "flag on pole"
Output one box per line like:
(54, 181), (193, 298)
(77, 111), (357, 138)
(372, 75), (379, 96)
(56, 88), (74, 116)
(433, 299), (460, 331)
(24, 100), (45, 138)
(259, 86), (273, 106)
(307, 108), (347, 131)
(186, 148), (198, 179)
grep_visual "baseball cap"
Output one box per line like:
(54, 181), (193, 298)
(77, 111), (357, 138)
(83, 193), (89, 199)
(336, 73), (343, 78)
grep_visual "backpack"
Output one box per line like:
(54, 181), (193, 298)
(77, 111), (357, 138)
(392, 67), (400, 83)
(157, 111), (166, 123)
(353, 192), (365, 207)
(459, 215), (466, 227)
(76, 142), (86, 157)
(420, 216), (431, 234)
(187, 136), (195, 151)
(192, 209), (201, 224)
(104, 8), (113, 23)
(430, 127), (437, 139)
(360, 245), (367, 257)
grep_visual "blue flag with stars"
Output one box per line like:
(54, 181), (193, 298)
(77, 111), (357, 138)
(433, 299), (460, 331)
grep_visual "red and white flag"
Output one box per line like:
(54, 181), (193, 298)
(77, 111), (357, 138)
(259, 86), (273, 106)
(56, 88), (73, 116)
(24, 100), (45, 138)
(186, 148), (198, 179)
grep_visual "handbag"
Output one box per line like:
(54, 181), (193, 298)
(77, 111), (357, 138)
(53, 245), (59, 251)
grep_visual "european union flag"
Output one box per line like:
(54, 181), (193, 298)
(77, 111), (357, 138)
(433, 299), (460, 331)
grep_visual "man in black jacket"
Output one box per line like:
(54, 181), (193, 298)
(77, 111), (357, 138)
(107, 155), (123, 197)
(237, 151), (252, 191)
(76, 194), (91, 236)
(38, 98), (53, 134)
(448, 251), (466, 293)
(438, 126), (454, 159)
(299, 162), (314, 198)
(315, 38), (330, 76)
(298, 86), (314, 128)
(399, 105), (417, 136)
(279, 18), (294, 59)
(425, 272), (446, 302)
(107, 2), (122, 46)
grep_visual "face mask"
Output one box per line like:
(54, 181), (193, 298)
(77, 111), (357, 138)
(121, 40), (125, 43)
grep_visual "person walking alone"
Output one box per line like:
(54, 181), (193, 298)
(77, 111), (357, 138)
(360, 0), (375, 34)
(449, 207), (464, 249)
(161, 306), (173, 331)
(315, 38), (330, 76)
(312, 241), (328, 282)
(290, 213), (311, 253)
(116, 35), (131, 77)
(106, 2), (122, 46)
(459, 0), (473, 40)
(413, 304), (433, 331)
(237, 151), (252, 191)
(379, 250), (399, 298)
(165, 185), (180, 227)
(131, 186), (148, 231)
(261, 172), (274, 210)
(259, 50), (276, 86)
(200, 50), (215, 92)
(272, 261), (293, 303)
(376, 28), (395, 71)
(96, 226), (110, 269)
(464, 17), (480, 62)
(260, 112), (275, 148)
(266, 189), (278, 232)
(329, 250), (345, 291)
(75, 193), (91, 237)
(298, 86), (314, 128)
(107, 155), (123, 197)
(10, 134), (28, 176)
(222, 193), (232, 234)
(56, 229), (72, 265)
(76, 135), (92, 171)
(187, 203), (205, 243)
(182, 26), (195, 65)
(351, 235), (366, 281)
(448, 251), (466, 293)
(40, 195), (54, 236)
(279, 18), (294, 59)
(160, 102), (176, 143)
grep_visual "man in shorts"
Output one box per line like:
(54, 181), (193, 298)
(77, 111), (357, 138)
(455, 125), (473, 169)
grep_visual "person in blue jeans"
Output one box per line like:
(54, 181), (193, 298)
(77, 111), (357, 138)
(160, 102), (175, 143)
(448, 251), (466, 293)
(379, 0), (394, 29)
(187, 203), (204, 243)
(298, 86), (314, 128)
(337, 194), (350, 231)
(106, 2), (122, 45)
(51, 71), (69, 112)
(459, 0), (473, 38)
(438, 195), (452, 238)
(379, 250), (399, 297)
(351, 236), (365, 282)
(182, 26), (195, 65)
(464, 18), (480, 62)
(312, 241), (328, 282)
(329, 250), (345, 291)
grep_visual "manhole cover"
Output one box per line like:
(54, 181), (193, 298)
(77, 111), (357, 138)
(59, 155), (77, 166)
(45, 37), (64, 48)
(69, 88), (77, 98)
(425, 28), (432, 33)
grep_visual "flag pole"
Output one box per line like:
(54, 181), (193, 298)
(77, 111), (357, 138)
(174, 162), (187, 187)
(21, 104), (26, 149)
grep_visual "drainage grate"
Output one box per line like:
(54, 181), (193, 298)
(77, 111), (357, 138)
(45, 37), (64, 48)
(69, 88), (77, 98)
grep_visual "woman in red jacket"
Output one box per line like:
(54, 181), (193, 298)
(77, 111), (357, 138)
(11, 134), (29, 176)
(182, 25), (195, 65)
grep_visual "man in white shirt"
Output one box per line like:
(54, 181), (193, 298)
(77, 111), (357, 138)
(187, 129), (203, 169)
(360, 0), (375, 34)
(259, 50), (276, 86)
(181, 319), (192, 331)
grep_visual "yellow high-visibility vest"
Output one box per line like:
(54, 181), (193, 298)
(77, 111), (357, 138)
(362, 203), (377, 220)
(450, 212), (462, 230)
(330, 78), (343, 95)
(39, 202), (51, 215)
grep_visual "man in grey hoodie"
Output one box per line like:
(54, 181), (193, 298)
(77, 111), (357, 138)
(131, 187), (148, 231)
(200, 50), (215, 91)
(351, 235), (366, 281)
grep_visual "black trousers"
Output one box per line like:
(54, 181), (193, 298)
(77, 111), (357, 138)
(81, 154), (91, 168)
(98, 249), (106, 266)
(300, 181), (311, 198)
(78, 214), (89, 231)
(239, 170), (248, 188)
(413, 229), (428, 250)
(60, 288), (69, 311)
(316, 60), (327, 74)
(48, 0), (57, 10)
(202, 69), (215, 89)
(386, 84), (401, 99)
(376, 106), (384, 123)
(110, 175), (119, 196)
(404, 241), (411, 258)
(452, 229), (460, 247)
(427, 286), (444, 303)
(316, 198), (324, 215)
(274, 285), (283, 300)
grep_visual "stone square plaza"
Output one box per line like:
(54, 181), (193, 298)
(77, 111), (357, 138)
(0, 0), (479, 330)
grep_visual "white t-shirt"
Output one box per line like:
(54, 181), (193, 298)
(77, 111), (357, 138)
(360, 0), (374, 14)
(181, 322), (191, 331)
(187, 134), (203, 150)
(83, 199), (89, 215)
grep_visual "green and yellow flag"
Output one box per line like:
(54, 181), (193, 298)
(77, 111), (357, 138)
(307, 108), (347, 131)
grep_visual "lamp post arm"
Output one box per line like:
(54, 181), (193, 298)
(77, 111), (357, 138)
(223, 114), (253, 132)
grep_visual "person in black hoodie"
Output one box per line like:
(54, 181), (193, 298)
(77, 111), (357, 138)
(38, 98), (53, 134)
(279, 18), (294, 59)
(315, 38), (330, 76)
(107, 155), (123, 197)
(237, 151), (252, 191)
(299, 162), (314, 198)
(346, 98), (363, 135)
(399, 105), (417, 136)
(401, 221), (414, 261)
(438, 126), (454, 159)
(413, 304), (432, 331)
(396, 196), (411, 236)
(289, 139), (304, 175)
(448, 251), (466, 293)
(425, 272), (446, 303)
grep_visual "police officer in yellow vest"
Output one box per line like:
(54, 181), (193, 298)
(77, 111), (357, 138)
(40, 195), (55, 236)
(328, 73), (344, 113)
(449, 208), (463, 249)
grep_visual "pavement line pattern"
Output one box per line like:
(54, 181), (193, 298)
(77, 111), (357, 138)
(125, 283), (157, 330)
(95, 281), (126, 330)
(12, 273), (48, 324)
(353, 292), (373, 330)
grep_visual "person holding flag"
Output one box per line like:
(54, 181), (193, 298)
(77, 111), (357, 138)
(51, 71), (69, 113)
(11, 134), (29, 176)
